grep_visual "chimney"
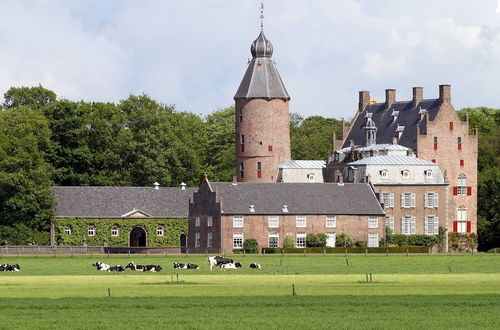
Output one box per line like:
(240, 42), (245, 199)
(439, 84), (451, 104)
(412, 87), (423, 107)
(180, 182), (186, 190)
(358, 91), (370, 112)
(153, 182), (160, 190)
(349, 140), (355, 147)
(232, 175), (237, 185)
(336, 170), (343, 183)
(385, 89), (396, 109)
(392, 137), (397, 145)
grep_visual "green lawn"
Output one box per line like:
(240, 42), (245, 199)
(0, 254), (499, 329)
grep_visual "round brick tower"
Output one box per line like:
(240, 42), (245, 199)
(234, 28), (291, 182)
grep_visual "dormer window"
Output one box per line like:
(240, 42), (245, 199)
(402, 170), (410, 179)
(425, 170), (433, 179)
(249, 205), (255, 212)
(307, 173), (315, 183)
(418, 108), (427, 120)
(396, 125), (405, 139)
(392, 110), (399, 122)
(333, 153), (339, 162)
(282, 205), (288, 212)
(380, 170), (388, 180)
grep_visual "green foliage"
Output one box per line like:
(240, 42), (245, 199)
(243, 238), (259, 254)
(53, 218), (187, 247)
(437, 226), (447, 252)
(335, 233), (355, 247)
(355, 240), (366, 248)
(261, 246), (429, 254)
(448, 232), (478, 252)
(3, 85), (56, 110)
(391, 234), (438, 247)
(0, 223), (49, 245)
(283, 233), (295, 248)
(306, 233), (327, 247)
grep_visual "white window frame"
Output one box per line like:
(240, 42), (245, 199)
(233, 215), (244, 228)
(402, 170), (410, 180)
(385, 216), (395, 231)
(380, 170), (388, 180)
(368, 232), (379, 247)
(207, 216), (213, 227)
(425, 170), (433, 179)
(326, 233), (336, 247)
(233, 233), (243, 249)
(268, 216), (279, 228)
(424, 216), (439, 235)
(195, 232), (201, 248)
(268, 232), (279, 248)
(156, 226), (164, 236)
(307, 173), (315, 183)
(326, 216), (337, 228)
(111, 226), (119, 237)
(380, 193), (394, 208)
(207, 232), (213, 248)
(296, 215), (307, 228)
(457, 206), (467, 233)
(401, 193), (416, 208)
(401, 216), (416, 235)
(368, 216), (378, 229)
(88, 226), (95, 236)
(64, 227), (71, 235)
(296, 233), (306, 248)
(424, 193), (439, 208)
(195, 216), (200, 227)
(458, 175), (467, 195)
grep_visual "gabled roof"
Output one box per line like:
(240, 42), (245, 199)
(206, 182), (384, 215)
(347, 155), (436, 166)
(279, 160), (326, 169)
(52, 186), (196, 219)
(343, 99), (441, 150)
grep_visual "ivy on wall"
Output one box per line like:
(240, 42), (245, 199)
(53, 218), (188, 247)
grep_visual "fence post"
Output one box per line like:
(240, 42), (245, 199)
(428, 247), (431, 256)
(281, 248), (284, 257)
(303, 249), (306, 257)
(324, 248), (326, 256)
(344, 248), (347, 257)
(128, 249), (130, 257)
(406, 248), (409, 256)
(365, 248), (368, 256)
(292, 284), (296, 296)
(263, 249), (265, 256)
(386, 248), (388, 256)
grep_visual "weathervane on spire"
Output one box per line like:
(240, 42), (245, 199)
(260, 2), (264, 30)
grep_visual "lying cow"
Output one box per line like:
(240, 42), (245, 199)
(92, 262), (110, 271)
(208, 256), (234, 271)
(0, 264), (20, 271)
(108, 265), (125, 272)
(220, 262), (242, 271)
(125, 262), (146, 271)
(174, 262), (199, 270)
(250, 263), (261, 269)
(143, 265), (162, 272)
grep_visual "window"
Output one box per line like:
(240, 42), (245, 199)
(207, 216), (213, 227)
(380, 170), (388, 180)
(401, 193), (416, 208)
(425, 170), (433, 179)
(240, 135), (245, 152)
(64, 227), (72, 235)
(307, 173), (315, 183)
(233, 233), (243, 249)
(111, 226), (119, 237)
(296, 233), (306, 248)
(402, 170), (410, 179)
(434, 137), (438, 150)
(424, 193), (439, 208)
(240, 162), (244, 178)
(256, 162), (262, 178)
(368, 216), (378, 229)
(233, 215), (244, 228)
(385, 216), (395, 231)
(326, 233), (336, 247)
(239, 108), (243, 122)
(156, 226), (164, 236)
(326, 216), (337, 228)
(195, 216), (200, 227)
(268, 216), (279, 228)
(88, 226), (95, 236)
(380, 193), (394, 208)
(449, 121), (454, 130)
(457, 174), (467, 195)
(458, 136), (462, 150)
(432, 159), (436, 163)
(268, 232), (279, 248)
(425, 216), (439, 235)
(401, 216), (416, 235)
(460, 160), (464, 167)
(268, 145), (273, 152)
(296, 216), (306, 228)
(368, 233), (379, 247)
(207, 232), (213, 248)
(195, 232), (201, 248)
(457, 206), (467, 233)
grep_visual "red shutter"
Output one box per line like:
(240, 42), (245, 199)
(453, 186), (458, 195)
(449, 122), (454, 130)
(466, 221), (471, 233)
(453, 221), (458, 232)
(460, 160), (464, 166)
(257, 170), (262, 178)
(434, 143), (438, 150)
(239, 115), (243, 123)
(432, 159), (436, 163)
(467, 186), (472, 196)
(240, 145), (244, 152)
(458, 143), (462, 150)
(268, 145), (272, 152)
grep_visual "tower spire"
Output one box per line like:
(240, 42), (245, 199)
(260, 2), (264, 31)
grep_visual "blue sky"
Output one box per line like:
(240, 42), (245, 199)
(1, 0), (499, 119)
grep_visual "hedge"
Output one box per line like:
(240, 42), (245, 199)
(262, 246), (429, 254)
(486, 248), (499, 253)
(53, 218), (187, 247)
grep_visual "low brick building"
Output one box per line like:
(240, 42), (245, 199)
(188, 177), (384, 253)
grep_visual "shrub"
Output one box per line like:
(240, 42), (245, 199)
(391, 234), (438, 247)
(355, 240), (366, 248)
(385, 226), (394, 245)
(283, 233), (295, 248)
(306, 233), (327, 247)
(243, 238), (259, 254)
(336, 233), (354, 247)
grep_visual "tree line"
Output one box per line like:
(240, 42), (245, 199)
(0, 86), (498, 249)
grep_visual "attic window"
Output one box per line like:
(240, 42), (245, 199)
(282, 205), (288, 212)
(418, 108), (427, 120)
(396, 125), (405, 139)
(249, 205), (255, 212)
(402, 170), (410, 179)
(391, 110), (399, 122)
(380, 170), (388, 180)
(365, 112), (373, 118)
(425, 170), (433, 179)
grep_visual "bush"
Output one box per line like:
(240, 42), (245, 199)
(336, 233), (355, 247)
(261, 246), (429, 254)
(243, 238), (259, 254)
(283, 233), (295, 248)
(306, 233), (327, 247)
(355, 240), (366, 248)
(0, 224), (49, 246)
(391, 234), (438, 247)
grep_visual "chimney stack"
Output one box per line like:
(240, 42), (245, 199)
(232, 175), (238, 185)
(385, 89), (396, 109)
(439, 84), (451, 104)
(337, 170), (344, 183)
(412, 87), (423, 108)
(358, 91), (370, 112)
(180, 182), (186, 190)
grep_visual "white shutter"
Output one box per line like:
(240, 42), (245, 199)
(390, 194), (394, 208)
(434, 217), (439, 235)
(401, 217), (405, 234)
(411, 193), (416, 208)
(401, 193), (405, 208)
(424, 217), (429, 234)
(434, 193), (439, 208)
(379, 193), (384, 203)
(411, 216), (416, 234)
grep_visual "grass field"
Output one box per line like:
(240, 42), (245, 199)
(0, 254), (499, 329)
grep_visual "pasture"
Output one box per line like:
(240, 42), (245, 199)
(1, 254), (499, 329)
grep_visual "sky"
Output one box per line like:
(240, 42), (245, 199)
(0, 0), (499, 119)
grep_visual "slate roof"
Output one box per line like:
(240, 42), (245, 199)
(51, 186), (196, 218)
(343, 99), (442, 150)
(347, 155), (436, 166)
(279, 160), (326, 169)
(207, 182), (384, 215)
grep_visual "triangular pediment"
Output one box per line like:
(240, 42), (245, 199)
(121, 209), (152, 218)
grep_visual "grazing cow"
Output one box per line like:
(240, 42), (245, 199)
(187, 263), (199, 269)
(0, 264), (20, 272)
(220, 262), (242, 271)
(92, 262), (110, 271)
(125, 262), (146, 271)
(207, 256), (234, 271)
(143, 265), (162, 272)
(173, 262), (188, 269)
(250, 263), (261, 269)
(108, 265), (125, 272)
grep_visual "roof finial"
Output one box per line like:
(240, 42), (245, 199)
(260, 2), (264, 31)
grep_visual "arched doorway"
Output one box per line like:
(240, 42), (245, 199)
(179, 233), (187, 247)
(129, 226), (147, 247)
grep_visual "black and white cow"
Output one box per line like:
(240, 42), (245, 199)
(92, 262), (110, 271)
(0, 264), (20, 271)
(220, 262), (242, 271)
(125, 262), (146, 271)
(187, 263), (199, 269)
(143, 265), (162, 272)
(108, 265), (125, 272)
(208, 256), (234, 271)
(250, 263), (261, 269)
(173, 262), (188, 269)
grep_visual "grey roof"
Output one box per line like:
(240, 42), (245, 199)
(343, 99), (442, 150)
(234, 30), (290, 100)
(347, 155), (437, 166)
(336, 143), (410, 154)
(279, 160), (326, 169)
(52, 186), (196, 218)
(207, 182), (384, 215)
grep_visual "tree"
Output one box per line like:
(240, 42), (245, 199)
(3, 85), (56, 110)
